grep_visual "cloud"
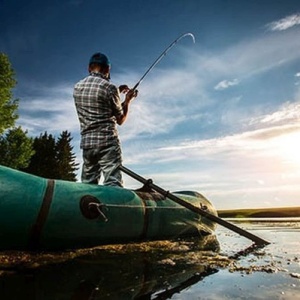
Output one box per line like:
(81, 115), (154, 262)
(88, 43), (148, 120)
(267, 13), (300, 31)
(122, 99), (300, 198)
(157, 99), (300, 154)
(125, 121), (300, 170)
(16, 82), (79, 136)
(248, 101), (300, 126)
(247, 123), (300, 140)
(122, 119), (300, 209)
(119, 27), (300, 141)
(214, 79), (240, 90)
(16, 23), (300, 143)
(197, 27), (300, 82)
(118, 67), (209, 140)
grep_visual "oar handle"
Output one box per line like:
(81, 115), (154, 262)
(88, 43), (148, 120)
(119, 165), (270, 246)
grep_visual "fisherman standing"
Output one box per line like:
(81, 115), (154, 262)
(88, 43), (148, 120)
(74, 52), (137, 187)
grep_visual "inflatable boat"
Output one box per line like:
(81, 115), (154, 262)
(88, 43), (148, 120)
(0, 165), (217, 250)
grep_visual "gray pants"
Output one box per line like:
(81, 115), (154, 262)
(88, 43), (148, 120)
(81, 143), (123, 187)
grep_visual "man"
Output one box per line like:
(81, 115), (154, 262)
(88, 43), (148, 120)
(74, 52), (137, 187)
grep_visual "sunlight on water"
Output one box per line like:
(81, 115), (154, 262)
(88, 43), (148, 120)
(0, 220), (299, 299)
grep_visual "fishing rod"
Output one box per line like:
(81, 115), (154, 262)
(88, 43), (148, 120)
(132, 32), (195, 91)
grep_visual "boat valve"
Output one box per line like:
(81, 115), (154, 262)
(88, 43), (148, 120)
(80, 195), (108, 222)
(88, 202), (108, 222)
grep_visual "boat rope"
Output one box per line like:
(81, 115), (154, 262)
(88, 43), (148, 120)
(103, 204), (201, 210)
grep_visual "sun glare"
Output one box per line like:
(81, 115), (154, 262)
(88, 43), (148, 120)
(274, 131), (300, 166)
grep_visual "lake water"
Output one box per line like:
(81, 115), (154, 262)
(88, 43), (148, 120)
(0, 220), (299, 299)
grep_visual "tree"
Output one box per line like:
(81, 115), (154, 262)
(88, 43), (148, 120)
(0, 55), (78, 179)
(23, 132), (58, 178)
(23, 131), (79, 181)
(0, 126), (34, 169)
(55, 131), (79, 181)
(0, 53), (18, 134)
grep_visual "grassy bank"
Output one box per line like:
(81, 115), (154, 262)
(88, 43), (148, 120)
(217, 206), (300, 218)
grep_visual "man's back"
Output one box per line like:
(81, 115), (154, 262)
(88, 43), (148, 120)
(74, 73), (123, 149)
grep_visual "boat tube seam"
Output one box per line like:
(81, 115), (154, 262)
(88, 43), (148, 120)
(28, 179), (55, 250)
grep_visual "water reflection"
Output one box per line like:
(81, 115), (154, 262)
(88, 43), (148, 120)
(0, 235), (220, 299)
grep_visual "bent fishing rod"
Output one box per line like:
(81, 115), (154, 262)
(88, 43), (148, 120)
(132, 32), (195, 91)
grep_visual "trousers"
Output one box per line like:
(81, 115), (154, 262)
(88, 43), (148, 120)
(81, 143), (123, 187)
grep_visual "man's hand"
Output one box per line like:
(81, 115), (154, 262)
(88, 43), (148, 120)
(125, 89), (138, 102)
(119, 85), (130, 94)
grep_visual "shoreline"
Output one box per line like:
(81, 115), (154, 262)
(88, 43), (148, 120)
(217, 206), (300, 218)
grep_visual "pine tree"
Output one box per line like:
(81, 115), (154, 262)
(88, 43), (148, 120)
(23, 131), (79, 181)
(55, 131), (79, 181)
(23, 132), (58, 178)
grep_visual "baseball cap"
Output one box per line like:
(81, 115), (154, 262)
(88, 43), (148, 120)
(89, 52), (111, 67)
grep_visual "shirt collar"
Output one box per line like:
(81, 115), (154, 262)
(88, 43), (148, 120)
(89, 72), (109, 80)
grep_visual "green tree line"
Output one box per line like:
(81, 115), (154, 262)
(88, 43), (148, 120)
(0, 53), (78, 181)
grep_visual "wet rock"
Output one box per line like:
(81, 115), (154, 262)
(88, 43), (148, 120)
(290, 272), (300, 279)
(158, 259), (176, 266)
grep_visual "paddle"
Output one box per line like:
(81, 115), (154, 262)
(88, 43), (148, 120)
(119, 165), (270, 246)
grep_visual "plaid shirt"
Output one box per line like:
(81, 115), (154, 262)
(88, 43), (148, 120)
(73, 73), (123, 149)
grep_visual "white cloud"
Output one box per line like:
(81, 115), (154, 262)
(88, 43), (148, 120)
(267, 13), (300, 31)
(123, 124), (300, 209)
(121, 98), (300, 209)
(118, 68), (209, 140)
(18, 25), (300, 142)
(197, 27), (300, 82)
(214, 79), (239, 90)
(155, 100), (300, 159)
(16, 83), (79, 136)
(248, 101), (300, 126)
(119, 28), (300, 141)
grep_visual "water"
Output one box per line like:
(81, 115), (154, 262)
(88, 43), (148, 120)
(0, 220), (299, 299)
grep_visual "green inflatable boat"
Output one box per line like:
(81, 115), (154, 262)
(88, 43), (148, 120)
(0, 165), (217, 251)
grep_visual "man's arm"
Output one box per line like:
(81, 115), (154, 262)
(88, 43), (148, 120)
(116, 89), (138, 125)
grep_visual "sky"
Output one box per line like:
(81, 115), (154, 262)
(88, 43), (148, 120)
(1, 0), (300, 209)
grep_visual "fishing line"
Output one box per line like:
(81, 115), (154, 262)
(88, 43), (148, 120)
(132, 32), (195, 91)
